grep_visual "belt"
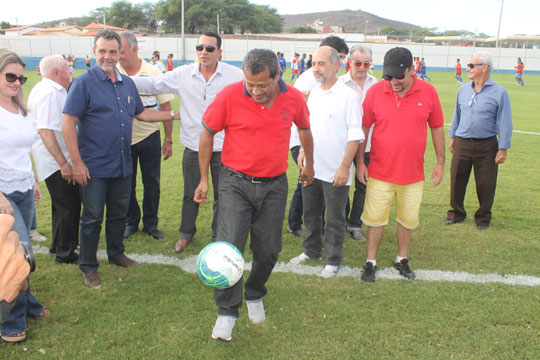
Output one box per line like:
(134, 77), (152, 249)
(224, 166), (285, 184)
(457, 136), (496, 141)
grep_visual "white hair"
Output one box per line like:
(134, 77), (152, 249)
(39, 55), (66, 78)
(349, 45), (372, 60)
(472, 51), (493, 68)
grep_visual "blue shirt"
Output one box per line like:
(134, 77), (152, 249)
(448, 77), (512, 149)
(63, 66), (145, 178)
(278, 57), (286, 70)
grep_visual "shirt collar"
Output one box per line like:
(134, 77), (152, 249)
(95, 66), (123, 82)
(42, 77), (66, 92)
(243, 78), (288, 97)
(192, 61), (223, 77)
(470, 76), (495, 92)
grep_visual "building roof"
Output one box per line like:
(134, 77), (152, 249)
(83, 22), (127, 31)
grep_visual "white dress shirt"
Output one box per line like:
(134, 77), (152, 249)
(29, 77), (70, 182)
(340, 72), (378, 152)
(307, 80), (364, 186)
(131, 61), (244, 151)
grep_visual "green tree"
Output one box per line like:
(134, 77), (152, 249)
(108, 1), (145, 29)
(137, 2), (158, 32)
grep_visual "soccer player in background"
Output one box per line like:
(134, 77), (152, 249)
(455, 58), (463, 84)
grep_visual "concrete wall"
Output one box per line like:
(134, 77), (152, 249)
(1, 35), (538, 73)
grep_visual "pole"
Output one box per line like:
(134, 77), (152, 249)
(217, 13), (220, 35)
(495, 0), (504, 48)
(181, 0), (185, 61)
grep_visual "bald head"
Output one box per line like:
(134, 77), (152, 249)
(312, 46), (340, 87)
(39, 55), (71, 88)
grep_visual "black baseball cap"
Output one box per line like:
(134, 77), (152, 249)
(383, 47), (413, 79)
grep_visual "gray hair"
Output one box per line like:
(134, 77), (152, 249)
(328, 48), (340, 65)
(39, 55), (66, 78)
(94, 29), (121, 49)
(472, 51), (493, 68)
(120, 31), (138, 50)
(243, 49), (279, 78)
(349, 45), (372, 59)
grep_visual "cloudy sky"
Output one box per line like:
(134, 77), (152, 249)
(2, 0), (537, 37)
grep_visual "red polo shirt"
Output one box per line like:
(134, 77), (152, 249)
(362, 77), (444, 184)
(202, 79), (310, 177)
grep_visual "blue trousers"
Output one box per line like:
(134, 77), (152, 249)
(1, 189), (45, 337)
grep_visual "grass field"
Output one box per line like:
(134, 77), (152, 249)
(1, 67), (539, 359)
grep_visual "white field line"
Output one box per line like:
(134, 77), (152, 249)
(34, 246), (540, 287)
(443, 123), (540, 136)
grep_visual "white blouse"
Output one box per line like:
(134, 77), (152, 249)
(0, 106), (35, 194)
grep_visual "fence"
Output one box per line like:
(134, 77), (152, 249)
(1, 34), (538, 73)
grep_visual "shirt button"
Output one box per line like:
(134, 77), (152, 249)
(120, 110), (123, 112)
(122, 123), (125, 126)
(261, 106), (264, 109)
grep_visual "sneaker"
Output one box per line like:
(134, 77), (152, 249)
(246, 299), (266, 324)
(361, 262), (377, 283)
(319, 264), (341, 278)
(81, 272), (101, 289)
(289, 252), (321, 265)
(349, 230), (366, 241)
(394, 258), (416, 280)
(211, 315), (237, 341)
(29, 230), (46, 242)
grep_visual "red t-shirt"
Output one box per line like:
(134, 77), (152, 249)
(456, 62), (462, 74)
(202, 80), (310, 177)
(362, 77), (444, 184)
(415, 60), (421, 72)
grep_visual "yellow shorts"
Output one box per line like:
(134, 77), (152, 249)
(361, 178), (424, 230)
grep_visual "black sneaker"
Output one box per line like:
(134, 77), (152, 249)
(394, 258), (416, 280)
(361, 262), (377, 283)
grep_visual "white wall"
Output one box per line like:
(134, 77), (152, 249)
(1, 35), (538, 72)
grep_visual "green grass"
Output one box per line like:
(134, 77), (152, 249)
(2, 68), (539, 359)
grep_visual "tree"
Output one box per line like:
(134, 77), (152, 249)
(108, 1), (145, 29)
(137, 2), (158, 32)
(155, 0), (281, 34)
(286, 26), (316, 34)
(1, 21), (10, 29)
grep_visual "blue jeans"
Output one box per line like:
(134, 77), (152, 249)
(79, 176), (131, 273)
(302, 179), (349, 266)
(346, 153), (370, 230)
(214, 167), (288, 318)
(179, 148), (221, 241)
(126, 131), (161, 231)
(1, 189), (45, 337)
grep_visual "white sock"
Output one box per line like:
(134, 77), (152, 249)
(396, 255), (407, 263)
(366, 259), (376, 266)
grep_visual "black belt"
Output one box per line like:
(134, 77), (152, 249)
(457, 136), (496, 141)
(224, 166), (285, 184)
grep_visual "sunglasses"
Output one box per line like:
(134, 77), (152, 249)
(2, 71), (27, 85)
(353, 61), (371, 69)
(467, 63), (484, 69)
(195, 44), (216, 52)
(383, 74), (405, 81)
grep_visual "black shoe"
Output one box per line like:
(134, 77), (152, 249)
(56, 252), (79, 264)
(123, 227), (138, 239)
(287, 228), (307, 238)
(142, 228), (166, 239)
(477, 225), (489, 231)
(445, 219), (463, 226)
(394, 258), (416, 280)
(361, 262), (377, 283)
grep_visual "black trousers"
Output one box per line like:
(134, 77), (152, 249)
(447, 136), (499, 226)
(45, 170), (81, 261)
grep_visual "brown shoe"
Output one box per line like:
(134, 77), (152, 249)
(174, 238), (190, 254)
(81, 272), (101, 289)
(109, 255), (140, 267)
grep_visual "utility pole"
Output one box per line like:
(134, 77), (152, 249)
(495, 0), (504, 48)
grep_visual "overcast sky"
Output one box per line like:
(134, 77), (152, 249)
(2, 0), (537, 37)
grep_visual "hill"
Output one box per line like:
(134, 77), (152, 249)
(281, 9), (418, 33)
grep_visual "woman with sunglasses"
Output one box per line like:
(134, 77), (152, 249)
(0, 48), (49, 343)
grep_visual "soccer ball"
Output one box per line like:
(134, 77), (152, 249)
(196, 242), (244, 289)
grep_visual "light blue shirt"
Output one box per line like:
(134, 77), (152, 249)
(448, 77), (512, 149)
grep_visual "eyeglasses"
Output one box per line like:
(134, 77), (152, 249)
(383, 74), (405, 81)
(468, 92), (479, 107)
(195, 44), (216, 52)
(467, 63), (484, 69)
(1, 71), (27, 85)
(353, 61), (371, 69)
